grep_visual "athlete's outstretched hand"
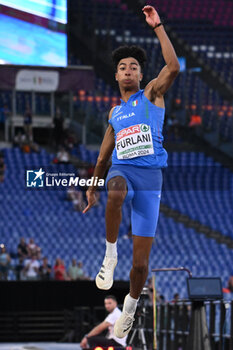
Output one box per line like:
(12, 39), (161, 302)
(83, 190), (97, 214)
(142, 5), (160, 28)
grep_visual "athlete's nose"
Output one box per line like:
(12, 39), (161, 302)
(125, 68), (131, 76)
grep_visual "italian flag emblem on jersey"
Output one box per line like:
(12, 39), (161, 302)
(132, 100), (138, 107)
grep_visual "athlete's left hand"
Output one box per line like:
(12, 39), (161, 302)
(142, 5), (161, 28)
(82, 189), (97, 214)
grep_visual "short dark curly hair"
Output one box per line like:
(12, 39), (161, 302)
(112, 45), (147, 72)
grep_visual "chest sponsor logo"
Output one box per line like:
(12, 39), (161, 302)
(117, 124), (140, 141)
(116, 123), (154, 160)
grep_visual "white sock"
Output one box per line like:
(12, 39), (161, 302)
(123, 293), (139, 314)
(105, 240), (117, 258)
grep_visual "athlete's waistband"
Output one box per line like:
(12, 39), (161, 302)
(110, 163), (164, 170)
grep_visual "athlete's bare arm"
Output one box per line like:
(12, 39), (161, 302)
(83, 107), (115, 213)
(142, 5), (180, 106)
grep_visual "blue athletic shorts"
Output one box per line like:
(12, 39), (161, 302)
(105, 164), (162, 237)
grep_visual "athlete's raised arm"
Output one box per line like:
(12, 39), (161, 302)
(143, 5), (180, 101)
(83, 107), (115, 214)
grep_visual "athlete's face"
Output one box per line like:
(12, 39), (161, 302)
(104, 298), (117, 313)
(115, 57), (143, 89)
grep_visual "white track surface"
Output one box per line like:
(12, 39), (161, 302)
(0, 343), (81, 350)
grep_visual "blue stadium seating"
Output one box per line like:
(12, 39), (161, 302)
(73, 0), (233, 141)
(162, 152), (233, 237)
(1, 147), (232, 302)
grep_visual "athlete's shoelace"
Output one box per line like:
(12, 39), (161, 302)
(102, 258), (116, 271)
(122, 314), (134, 333)
(123, 312), (135, 325)
(98, 259), (115, 279)
(106, 259), (116, 269)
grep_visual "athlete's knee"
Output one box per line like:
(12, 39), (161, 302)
(132, 260), (148, 275)
(107, 177), (127, 206)
(108, 190), (126, 207)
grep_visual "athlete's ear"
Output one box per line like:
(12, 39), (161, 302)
(140, 73), (143, 82)
(115, 72), (118, 81)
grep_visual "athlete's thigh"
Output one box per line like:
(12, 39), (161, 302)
(131, 190), (161, 237)
(106, 176), (128, 205)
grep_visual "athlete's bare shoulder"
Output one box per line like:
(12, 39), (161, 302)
(144, 79), (165, 108)
(108, 106), (116, 120)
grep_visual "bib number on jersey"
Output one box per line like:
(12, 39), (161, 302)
(116, 123), (154, 160)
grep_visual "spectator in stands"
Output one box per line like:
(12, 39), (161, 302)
(39, 257), (52, 280)
(54, 258), (68, 280)
(27, 238), (41, 259)
(24, 103), (33, 142)
(13, 131), (26, 148)
(172, 293), (180, 303)
(23, 253), (40, 280)
(223, 273), (233, 299)
(221, 273), (233, 345)
(146, 277), (154, 306)
(78, 166), (89, 180)
(159, 295), (166, 305)
(80, 295), (127, 349)
(146, 277), (165, 306)
(29, 141), (40, 153)
(53, 107), (64, 149)
(73, 190), (86, 211)
(228, 274), (233, 293)
(56, 147), (70, 164)
(0, 151), (6, 182)
(15, 256), (25, 281)
(68, 258), (80, 280)
(0, 244), (11, 280)
(67, 185), (86, 211)
(14, 131), (40, 153)
(76, 261), (90, 280)
(17, 237), (28, 260)
(67, 185), (77, 201)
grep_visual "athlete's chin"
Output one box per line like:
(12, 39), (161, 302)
(122, 83), (137, 91)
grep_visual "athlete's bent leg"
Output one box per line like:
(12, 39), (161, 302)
(114, 236), (154, 338)
(96, 176), (127, 290)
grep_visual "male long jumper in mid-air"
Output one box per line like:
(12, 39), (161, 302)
(83, 5), (180, 338)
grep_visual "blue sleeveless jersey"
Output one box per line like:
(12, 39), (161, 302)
(109, 89), (168, 168)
